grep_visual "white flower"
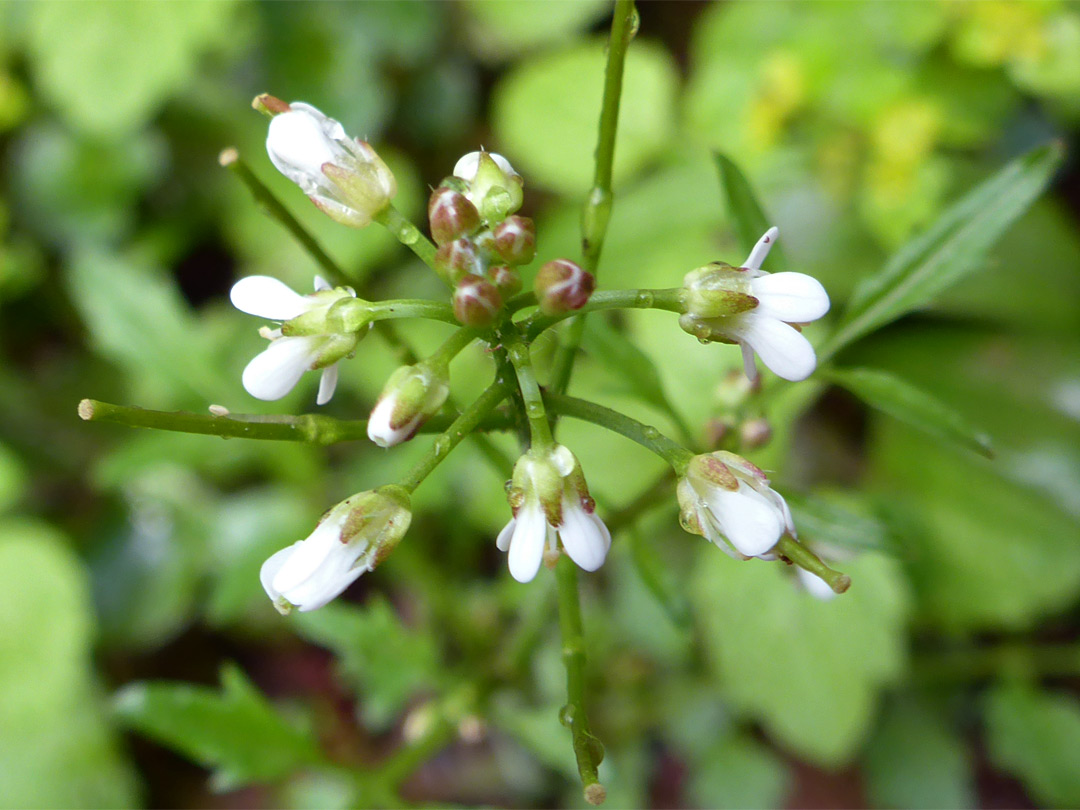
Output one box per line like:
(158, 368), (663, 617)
(230, 275), (357, 405)
(453, 150), (518, 182)
(497, 445), (610, 583)
(260, 487), (411, 614)
(680, 227), (830, 382)
(677, 451), (795, 559)
(267, 102), (396, 228)
(367, 363), (450, 448)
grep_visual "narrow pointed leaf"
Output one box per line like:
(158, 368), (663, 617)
(822, 142), (1063, 359)
(714, 152), (788, 271)
(828, 367), (993, 459)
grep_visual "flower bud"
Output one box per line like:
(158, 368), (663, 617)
(487, 264), (523, 298)
(453, 150), (524, 223)
(491, 216), (536, 266)
(677, 451), (795, 560)
(260, 485), (412, 613)
(266, 101), (396, 228)
(434, 237), (483, 283)
(368, 362), (450, 448)
(428, 187), (482, 246)
(453, 274), (502, 327)
(534, 259), (595, 316)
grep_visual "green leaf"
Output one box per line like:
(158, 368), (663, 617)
(713, 153), (789, 271)
(863, 699), (974, 809)
(784, 490), (895, 554)
(984, 683), (1080, 809)
(688, 734), (790, 810)
(582, 315), (690, 439)
(25, 0), (235, 138)
(462, 0), (610, 61)
(822, 143), (1063, 359)
(66, 249), (233, 405)
(113, 664), (322, 792)
(292, 599), (440, 731)
(492, 39), (679, 196)
(0, 520), (138, 809)
(691, 551), (909, 766)
(828, 366), (993, 458)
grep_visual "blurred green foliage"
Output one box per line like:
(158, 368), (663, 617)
(1, 1), (1079, 808)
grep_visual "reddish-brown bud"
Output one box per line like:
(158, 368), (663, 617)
(428, 187), (482, 246)
(491, 216), (536, 266)
(534, 259), (595, 316)
(453, 274), (503, 327)
(434, 237), (482, 283)
(487, 264), (523, 297)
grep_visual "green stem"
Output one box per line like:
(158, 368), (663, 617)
(546, 393), (693, 474)
(79, 399), (513, 444)
(776, 536), (851, 594)
(374, 204), (440, 276)
(360, 299), (457, 326)
(220, 149), (350, 286)
(429, 328), (479, 369)
(549, 0), (636, 397)
(521, 288), (684, 341)
(555, 557), (606, 806)
(504, 333), (554, 448)
(398, 383), (509, 492)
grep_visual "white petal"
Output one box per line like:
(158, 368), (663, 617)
(507, 503), (547, 583)
(317, 364), (339, 406)
(730, 313), (817, 382)
(287, 102), (346, 140)
(740, 342), (758, 381)
(366, 393), (418, 448)
(496, 518), (516, 552)
(797, 567), (838, 601)
(743, 226), (779, 270)
(230, 276), (313, 320)
(705, 482), (785, 557)
(314, 275), (332, 292)
(260, 542), (302, 602)
(242, 336), (322, 401)
(751, 272), (830, 323)
(271, 516), (343, 595)
(558, 500), (610, 572)
(267, 109), (340, 182)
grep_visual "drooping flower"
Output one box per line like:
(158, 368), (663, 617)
(230, 275), (360, 405)
(260, 486), (411, 614)
(367, 362), (450, 448)
(679, 227), (830, 382)
(265, 100), (396, 228)
(677, 451), (796, 559)
(497, 445), (610, 583)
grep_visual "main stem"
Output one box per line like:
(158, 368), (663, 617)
(549, 0), (636, 395)
(556, 557), (606, 806)
(398, 383), (509, 492)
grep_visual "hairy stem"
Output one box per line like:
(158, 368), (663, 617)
(398, 383), (509, 492)
(548, 0), (637, 397)
(546, 393), (693, 474)
(555, 557), (606, 806)
(521, 287), (684, 341)
(78, 399), (513, 445)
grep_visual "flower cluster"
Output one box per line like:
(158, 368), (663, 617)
(222, 96), (841, 614)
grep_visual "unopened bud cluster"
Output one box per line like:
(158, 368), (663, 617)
(428, 152), (535, 327)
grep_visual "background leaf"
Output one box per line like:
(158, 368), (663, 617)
(828, 366), (993, 458)
(113, 664), (323, 792)
(714, 152), (789, 271)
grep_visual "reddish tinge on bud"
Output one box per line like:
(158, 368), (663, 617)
(534, 259), (595, 316)
(428, 187), (482, 246)
(491, 216), (536, 266)
(487, 264), (523, 297)
(453, 274), (503, 327)
(434, 238), (482, 283)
